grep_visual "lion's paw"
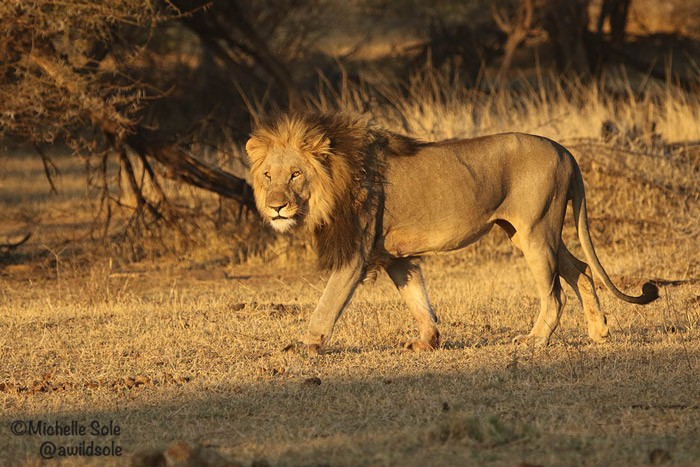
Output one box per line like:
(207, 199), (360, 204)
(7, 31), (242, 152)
(512, 333), (549, 347)
(588, 328), (610, 344)
(404, 338), (439, 351)
(587, 318), (610, 344)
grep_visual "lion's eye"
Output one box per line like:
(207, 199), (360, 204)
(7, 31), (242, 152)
(291, 171), (302, 180)
(263, 171), (271, 180)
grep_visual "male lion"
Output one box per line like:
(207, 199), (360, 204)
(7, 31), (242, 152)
(245, 113), (658, 353)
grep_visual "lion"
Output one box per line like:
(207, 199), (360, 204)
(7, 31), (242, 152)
(245, 113), (658, 354)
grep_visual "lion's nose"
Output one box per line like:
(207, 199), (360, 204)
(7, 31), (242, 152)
(267, 202), (288, 214)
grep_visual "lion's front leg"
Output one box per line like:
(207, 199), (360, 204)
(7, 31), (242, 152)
(302, 256), (364, 354)
(386, 257), (440, 351)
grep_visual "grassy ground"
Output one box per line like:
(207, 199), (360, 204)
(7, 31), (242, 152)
(1, 75), (699, 465)
(0, 251), (698, 466)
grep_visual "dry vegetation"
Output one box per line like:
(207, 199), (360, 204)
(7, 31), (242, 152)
(1, 69), (699, 466)
(1, 3), (700, 466)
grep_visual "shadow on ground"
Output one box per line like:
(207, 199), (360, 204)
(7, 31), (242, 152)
(1, 344), (698, 466)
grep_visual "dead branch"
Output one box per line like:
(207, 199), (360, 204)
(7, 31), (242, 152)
(126, 129), (254, 208)
(25, 52), (134, 140)
(492, 0), (536, 85)
(34, 143), (59, 195)
(25, 51), (255, 209)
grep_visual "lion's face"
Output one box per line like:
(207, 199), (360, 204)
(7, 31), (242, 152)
(250, 146), (315, 232)
(246, 115), (357, 236)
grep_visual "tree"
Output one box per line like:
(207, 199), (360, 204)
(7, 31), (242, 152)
(540, 0), (591, 75)
(170, 0), (303, 108)
(596, 0), (631, 45)
(492, 0), (537, 85)
(489, 0), (593, 81)
(2, 0), (335, 247)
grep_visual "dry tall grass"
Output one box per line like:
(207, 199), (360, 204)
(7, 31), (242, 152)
(1, 72), (699, 465)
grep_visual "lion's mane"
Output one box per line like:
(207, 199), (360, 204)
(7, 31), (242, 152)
(247, 113), (423, 271)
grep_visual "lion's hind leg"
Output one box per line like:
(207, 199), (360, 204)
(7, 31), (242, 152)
(497, 221), (564, 346)
(515, 242), (565, 346)
(558, 245), (609, 343)
(500, 219), (564, 346)
(385, 257), (440, 351)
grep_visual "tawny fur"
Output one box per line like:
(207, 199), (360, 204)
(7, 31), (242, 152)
(246, 112), (658, 352)
(247, 113), (422, 271)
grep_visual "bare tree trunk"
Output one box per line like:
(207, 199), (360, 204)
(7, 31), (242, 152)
(607, 0), (631, 44)
(541, 0), (591, 76)
(225, 1), (301, 108)
(175, 0), (301, 109)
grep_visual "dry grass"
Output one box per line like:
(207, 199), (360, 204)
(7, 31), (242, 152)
(1, 73), (699, 466)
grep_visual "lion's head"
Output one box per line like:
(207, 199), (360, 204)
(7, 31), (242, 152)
(245, 113), (421, 270)
(245, 114), (352, 234)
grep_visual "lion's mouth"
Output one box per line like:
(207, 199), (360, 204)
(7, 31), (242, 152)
(269, 216), (298, 233)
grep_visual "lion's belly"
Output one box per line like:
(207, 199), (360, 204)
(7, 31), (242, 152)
(381, 200), (496, 256)
(380, 147), (504, 257)
(381, 222), (493, 257)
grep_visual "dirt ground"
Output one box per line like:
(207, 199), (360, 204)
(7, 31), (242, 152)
(1, 47), (699, 465)
(0, 248), (698, 466)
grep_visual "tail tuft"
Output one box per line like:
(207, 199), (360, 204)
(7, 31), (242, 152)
(640, 282), (660, 304)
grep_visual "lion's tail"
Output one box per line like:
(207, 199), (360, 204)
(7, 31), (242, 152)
(570, 162), (658, 305)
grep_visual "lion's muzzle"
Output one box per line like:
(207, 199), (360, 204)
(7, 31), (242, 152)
(267, 201), (289, 216)
(263, 192), (300, 232)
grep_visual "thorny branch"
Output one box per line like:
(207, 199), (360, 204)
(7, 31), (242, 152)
(0, 0), (257, 244)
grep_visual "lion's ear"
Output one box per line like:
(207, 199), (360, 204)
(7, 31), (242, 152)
(245, 136), (269, 166)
